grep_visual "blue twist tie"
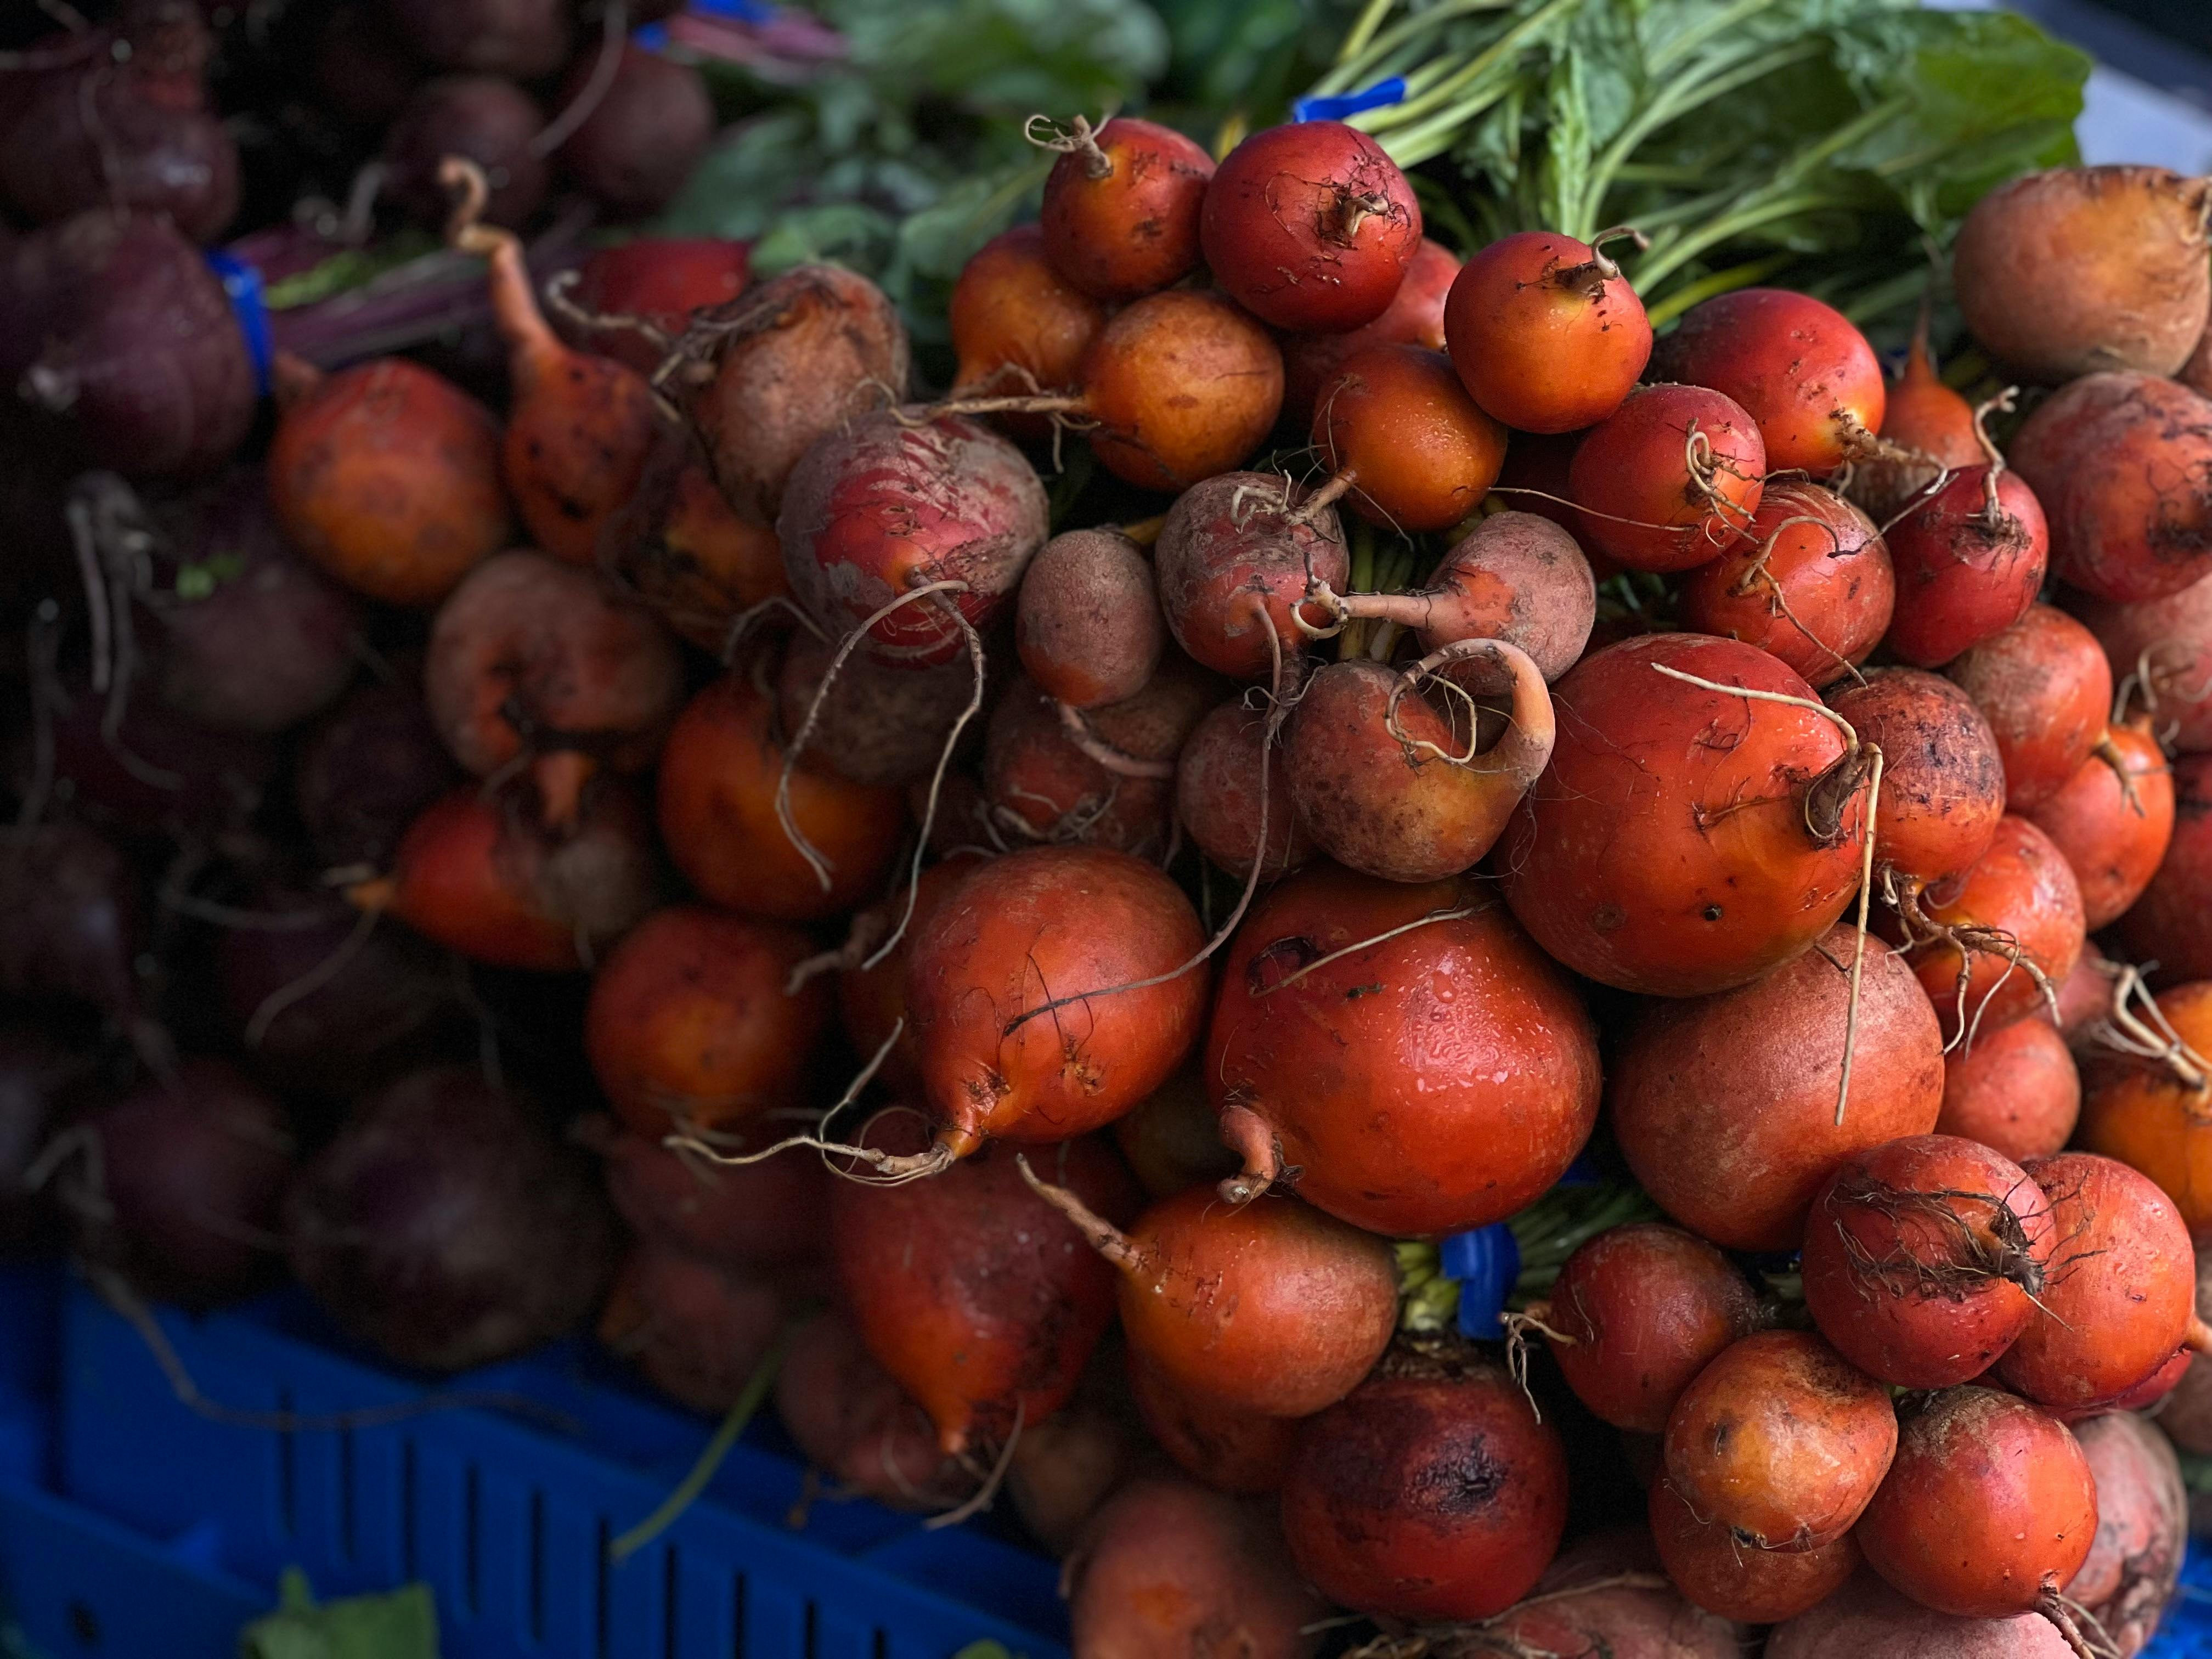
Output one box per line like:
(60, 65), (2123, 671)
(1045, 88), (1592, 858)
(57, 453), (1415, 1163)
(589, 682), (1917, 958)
(1291, 77), (1407, 124)
(640, 0), (779, 49)
(205, 251), (272, 398)
(1441, 1223), (1521, 1339)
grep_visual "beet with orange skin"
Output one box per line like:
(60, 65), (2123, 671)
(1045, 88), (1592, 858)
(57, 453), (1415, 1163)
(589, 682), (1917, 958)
(598, 1243), (792, 1415)
(2071, 574), (2212, 755)
(1800, 1133), (2055, 1387)
(1901, 815), (2085, 1040)
(1954, 166), (2211, 383)
(1652, 288), (1887, 476)
(2070, 1410), (2186, 1657)
(555, 43), (713, 220)
(1079, 290), (1285, 493)
(904, 844), (1207, 1162)
(1015, 529), (1163, 710)
(1039, 117), (1215, 301)
(1937, 1015), (2080, 1163)
(1312, 343), (1508, 531)
(1501, 634), (1867, 997)
(2075, 981), (2212, 1240)
(2028, 721), (2174, 928)
(947, 225), (1107, 409)
(1998, 1151), (2198, 1412)
(1881, 458), (2049, 669)
(656, 670), (905, 924)
(1610, 924), (1945, 1251)
(560, 240), (750, 377)
(1067, 1476), (1323, 1659)
(1206, 866), (1601, 1238)
(385, 0), (568, 76)
(1175, 698), (1314, 879)
(1678, 482), (1892, 688)
(830, 1118), (1136, 1454)
(836, 855), (986, 1099)
(774, 1310), (975, 1511)
(1280, 1350), (1568, 1621)
(1125, 1346), (1299, 1494)
(1568, 384), (1767, 573)
(776, 629), (980, 790)
(1200, 121), (1421, 334)
(1282, 238), (1458, 426)
(582, 1116), (828, 1269)
(1826, 669), (2007, 887)
(1443, 229), (1652, 434)
(778, 409), (1047, 668)
(268, 355), (509, 608)
(1154, 471), (1348, 681)
(583, 906), (828, 1140)
(1544, 1223), (1763, 1434)
(2111, 753), (2212, 985)
(2011, 372), (2212, 603)
(1946, 603), (2114, 811)
(1649, 1476), (1862, 1624)
(626, 461), (788, 653)
(1856, 1386), (2094, 1618)
(1663, 1329), (1896, 1550)
(382, 77), (548, 229)
(1851, 318), (1984, 522)
(688, 264), (911, 525)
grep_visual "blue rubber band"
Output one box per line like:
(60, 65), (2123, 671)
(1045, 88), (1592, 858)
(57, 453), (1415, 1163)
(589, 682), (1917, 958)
(1440, 1223), (1522, 1339)
(1291, 77), (1407, 124)
(640, 0), (780, 41)
(205, 251), (272, 399)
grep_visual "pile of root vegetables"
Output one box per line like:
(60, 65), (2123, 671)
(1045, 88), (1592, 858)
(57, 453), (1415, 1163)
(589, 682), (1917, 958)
(7, 7), (2212, 1652)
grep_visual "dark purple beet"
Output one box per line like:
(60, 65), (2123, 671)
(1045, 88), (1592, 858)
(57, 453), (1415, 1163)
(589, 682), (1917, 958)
(284, 1066), (619, 1372)
(556, 42), (715, 220)
(0, 4), (240, 243)
(382, 75), (551, 231)
(150, 472), (360, 735)
(70, 1057), (295, 1306)
(2, 211), (255, 479)
(385, 0), (570, 81)
(38, 686), (275, 836)
(294, 678), (462, 871)
(310, 2), (425, 129)
(0, 1029), (87, 1254)
(0, 821), (143, 1024)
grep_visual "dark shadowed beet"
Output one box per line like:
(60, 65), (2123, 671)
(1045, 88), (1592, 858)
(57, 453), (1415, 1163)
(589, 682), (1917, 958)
(70, 1058), (295, 1307)
(285, 1066), (619, 1372)
(578, 1115), (828, 1269)
(0, 1030), (85, 1253)
(295, 678), (463, 871)
(555, 43), (714, 220)
(41, 687), (276, 838)
(385, 0), (569, 77)
(383, 77), (550, 231)
(310, 3), (425, 128)
(0, 822), (144, 1028)
(560, 240), (751, 377)
(597, 1243), (798, 1414)
(774, 1309), (976, 1511)
(2, 211), (254, 479)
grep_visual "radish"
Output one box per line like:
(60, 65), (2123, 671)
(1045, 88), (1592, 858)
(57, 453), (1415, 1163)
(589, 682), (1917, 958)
(383, 77), (549, 229)
(2069, 1410), (2186, 1657)
(1677, 482), (1893, 687)
(1206, 865), (1600, 1237)
(1567, 383), (1766, 572)
(684, 264), (911, 525)
(2028, 720), (2174, 928)
(1800, 1133), (2055, 1387)
(1610, 924), (1944, 1251)
(1652, 288), (1887, 475)
(1443, 229), (1652, 433)
(1543, 1222), (1763, 1433)
(1826, 669), (2006, 887)
(1850, 312), (1984, 522)
(1997, 1152), (2200, 1413)
(1282, 238), (1458, 426)
(295, 679), (461, 871)
(580, 1116), (828, 1270)
(1015, 1167), (1396, 1419)
(1109, 1071), (1238, 1200)
(901, 844), (1206, 1170)
(834, 855), (984, 1099)
(2075, 978), (2212, 1238)
(598, 1243), (792, 1415)
(267, 354), (510, 608)
(1953, 166), (2211, 382)
(776, 630), (979, 792)
(2010, 372), (2212, 603)
(1154, 471), (1349, 681)
(1125, 1347), (1299, 1494)
(1938, 1015), (2080, 1163)
(1770, 1572), (2080, 1659)
(583, 905), (830, 1141)
(1500, 634), (1867, 997)
(1282, 638), (1553, 881)
(426, 551), (683, 827)
(1855, 1387), (2094, 1620)
(1074, 291), (1285, 492)
(1946, 604), (2114, 811)
(1649, 1476), (1862, 1623)
(947, 226), (1106, 416)
(1015, 529), (1163, 711)
(628, 461), (788, 653)
(830, 1118), (1136, 1454)
(1065, 1477), (1322, 1659)
(982, 664), (1212, 860)
(774, 1310), (974, 1511)
(1279, 1348), (1568, 1620)
(1036, 116), (1214, 301)
(2072, 574), (2212, 755)
(777, 409), (1047, 667)
(1881, 410), (2049, 669)
(2110, 754), (2212, 984)
(557, 239), (751, 377)
(1175, 698), (1313, 879)
(554, 42), (714, 220)
(1199, 120), (1421, 334)
(1898, 815), (2084, 1041)
(386, 0), (568, 76)
(656, 670), (905, 922)
(285, 1065), (619, 1372)
(1310, 343), (1508, 531)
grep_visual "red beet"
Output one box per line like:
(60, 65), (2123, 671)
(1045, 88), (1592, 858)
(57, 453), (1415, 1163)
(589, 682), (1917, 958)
(1852, 317), (1984, 522)
(1650, 1476), (1863, 1624)
(382, 76), (549, 230)
(1654, 289), (1887, 476)
(835, 855), (985, 1100)
(1769, 1571), (2079, 1658)
(1677, 482), (1893, 687)
(1444, 229), (1652, 433)
(946, 227), (1105, 421)
(2072, 574), (2212, 755)
(0, 1031), (78, 1252)
(2068, 1410), (2187, 1657)
(40, 685), (276, 840)
(1125, 1346), (1300, 1495)
(1312, 343), (1509, 531)
(1076, 290), (1285, 493)
(386, 0), (569, 77)
(0, 821), (145, 1032)
(1946, 603), (2114, 811)
(1881, 454), (2051, 670)
(295, 679), (462, 872)
(2109, 753), (2212, 984)
(981, 665), (1207, 861)
(1175, 697), (1314, 879)
(2027, 719), (2174, 928)
(1015, 529), (1163, 710)
(1901, 815), (2085, 1041)
(776, 629), (981, 789)
(554, 42), (714, 219)
(560, 239), (750, 377)
(582, 1116), (828, 1270)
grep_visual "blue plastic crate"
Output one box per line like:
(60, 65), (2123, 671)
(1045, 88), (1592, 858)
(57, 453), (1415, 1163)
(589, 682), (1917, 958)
(48, 1281), (1068, 1659)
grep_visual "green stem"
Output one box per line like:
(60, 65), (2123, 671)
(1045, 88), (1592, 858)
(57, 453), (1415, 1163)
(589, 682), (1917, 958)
(1644, 251), (1798, 327)
(1335, 0), (1401, 70)
(1359, 0), (1586, 132)
(1633, 190), (1836, 292)
(1649, 0), (1779, 73)
(1311, 0), (1517, 98)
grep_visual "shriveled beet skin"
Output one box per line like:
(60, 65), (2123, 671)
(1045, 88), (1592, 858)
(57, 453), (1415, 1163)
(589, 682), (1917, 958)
(285, 1067), (619, 1372)
(295, 679), (462, 871)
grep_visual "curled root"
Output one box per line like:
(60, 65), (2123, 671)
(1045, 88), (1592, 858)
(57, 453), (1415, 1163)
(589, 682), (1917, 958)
(1499, 1302), (1576, 1424)
(1056, 701), (1176, 779)
(1825, 1171), (2046, 1301)
(1022, 112), (1112, 178)
(2088, 962), (2211, 1094)
(1384, 636), (1554, 780)
(1969, 387), (2021, 532)
(2092, 733), (2147, 816)
(1727, 512), (1866, 687)
(543, 268), (674, 362)
(2038, 1581), (2119, 1659)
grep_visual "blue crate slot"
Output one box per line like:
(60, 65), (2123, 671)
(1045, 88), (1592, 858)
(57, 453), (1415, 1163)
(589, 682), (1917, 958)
(2154, 1543), (2212, 1658)
(56, 1282), (1068, 1659)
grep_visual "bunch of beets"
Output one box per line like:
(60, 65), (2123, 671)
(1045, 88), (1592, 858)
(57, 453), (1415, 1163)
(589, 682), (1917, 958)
(5, 39), (2212, 1657)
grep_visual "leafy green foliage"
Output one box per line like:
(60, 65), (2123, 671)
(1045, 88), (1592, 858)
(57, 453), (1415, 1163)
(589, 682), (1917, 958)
(238, 1569), (438, 1659)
